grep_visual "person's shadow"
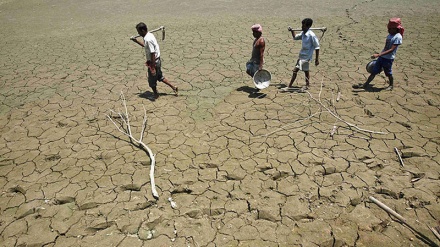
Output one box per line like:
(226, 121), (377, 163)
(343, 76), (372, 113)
(237, 86), (267, 99)
(138, 91), (161, 101)
(352, 84), (390, 93)
(276, 84), (305, 93)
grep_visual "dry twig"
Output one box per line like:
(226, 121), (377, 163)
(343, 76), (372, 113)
(107, 92), (159, 199)
(304, 79), (387, 135)
(394, 147), (405, 167)
(428, 224), (440, 241)
(370, 196), (440, 245)
(261, 78), (385, 138)
(369, 196), (406, 223)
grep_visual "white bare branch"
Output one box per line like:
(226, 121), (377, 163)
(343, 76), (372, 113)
(304, 79), (387, 135)
(106, 92), (159, 199)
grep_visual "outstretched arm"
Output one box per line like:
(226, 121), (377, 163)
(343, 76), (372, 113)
(130, 37), (145, 47)
(291, 30), (296, 39)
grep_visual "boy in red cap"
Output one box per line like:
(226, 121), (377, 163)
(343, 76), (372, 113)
(353, 18), (404, 90)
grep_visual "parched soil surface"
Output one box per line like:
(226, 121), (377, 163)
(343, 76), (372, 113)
(1, 0), (439, 246)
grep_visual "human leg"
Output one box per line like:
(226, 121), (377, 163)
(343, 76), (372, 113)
(353, 58), (385, 89)
(296, 59), (310, 88)
(161, 78), (178, 95)
(365, 57), (392, 87)
(246, 62), (258, 77)
(383, 75), (394, 90)
(382, 58), (394, 90)
(156, 59), (178, 96)
(363, 73), (376, 87)
(388, 75), (394, 87)
(288, 60), (302, 88)
(304, 71), (310, 88)
(148, 67), (159, 98)
(352, 73), (375, 89)
(246, 62), (252, 77)
(288, 68), (299, 88)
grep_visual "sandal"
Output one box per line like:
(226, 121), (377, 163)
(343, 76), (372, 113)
(281, 87), (294, 92)
(298, 85), (309, 92)
(173, 86), (178, 96)
(352, 83), (365, 89)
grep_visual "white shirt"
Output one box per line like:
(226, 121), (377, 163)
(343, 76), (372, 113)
(294, 30), (320, 61)
(143, 32), (160, 61)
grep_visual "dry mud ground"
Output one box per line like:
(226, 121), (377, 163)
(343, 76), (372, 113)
(1, 0), (440, 246)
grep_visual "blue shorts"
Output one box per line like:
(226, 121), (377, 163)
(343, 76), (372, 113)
(246, 61), (259, 77)
(148, 58), (165, 88)
(372, 57), (394, 76)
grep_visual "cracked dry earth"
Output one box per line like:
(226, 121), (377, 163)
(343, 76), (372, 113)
(1, 0), (440, 246)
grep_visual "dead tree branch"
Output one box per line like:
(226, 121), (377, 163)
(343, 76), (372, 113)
(304, 79), (387, 135)
(107, 92), (159, 199)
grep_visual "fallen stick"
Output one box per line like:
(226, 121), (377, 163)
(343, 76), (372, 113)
(107, 92), (159, 199)
(330, 125), (337, 137)
(370, 196), (440, 245)
(394, 147), (405, 167)
(168, 197), (177, 209)
(428, 225), (440, 241)
(336, 91), (341, 102)
(305, 79), (387, 135)
(369, 196), (407, 223)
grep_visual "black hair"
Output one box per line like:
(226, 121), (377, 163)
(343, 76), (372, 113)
(302, 18), (313, 27)
(136, 22), (148, 31)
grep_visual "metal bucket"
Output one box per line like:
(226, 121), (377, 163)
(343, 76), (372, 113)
(366, 60), (376, 73)
(366, 60), (383, 74)
(253, 69), (271, 89)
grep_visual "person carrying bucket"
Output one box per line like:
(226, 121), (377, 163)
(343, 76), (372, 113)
(353, 18), (404, 91)
(246, 24), (266, 79)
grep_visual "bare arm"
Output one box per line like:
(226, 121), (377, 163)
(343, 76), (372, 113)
(290, 30), (296, 39)
(315, 49), (320, 66)
(258, 38), (265, 70)
(130, 37), (145, 47)
(372, 44), (398, 58)
(150, 53), (156, 66)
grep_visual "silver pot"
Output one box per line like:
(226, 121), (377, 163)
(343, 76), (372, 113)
(366, 60), (383, 74)
(366, 60), (376, 73)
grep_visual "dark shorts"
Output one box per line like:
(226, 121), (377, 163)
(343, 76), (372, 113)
(148, 58), (165, 88)
(372, 56), (394, 76)
(246, 61), (259, 77)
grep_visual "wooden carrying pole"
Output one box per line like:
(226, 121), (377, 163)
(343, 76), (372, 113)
(288, 27), (327, 32)
(130, 26), (166, 40)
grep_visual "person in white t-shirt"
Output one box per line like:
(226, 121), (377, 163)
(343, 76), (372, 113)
(131, 22), (178, 99)
(286, 18), (320, 91)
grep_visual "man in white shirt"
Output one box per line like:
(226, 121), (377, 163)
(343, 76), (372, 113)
(286, 18), (320, 91)
(132, 22), (178, 99)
